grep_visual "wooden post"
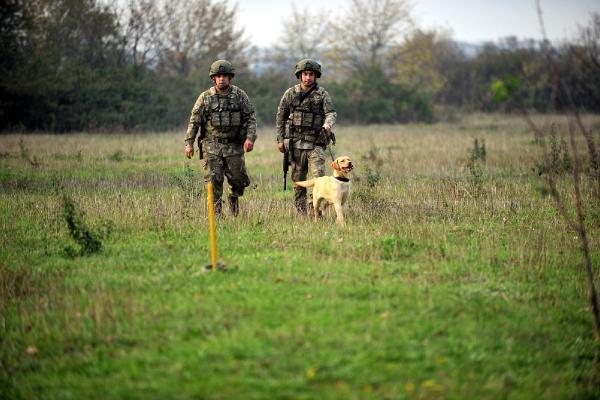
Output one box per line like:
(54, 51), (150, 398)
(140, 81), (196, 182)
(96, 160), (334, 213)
(207, 182), (217, 271)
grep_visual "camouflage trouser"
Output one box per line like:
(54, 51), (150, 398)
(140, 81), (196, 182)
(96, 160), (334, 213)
(204, 152), (250, 208)
(291, 146), (326, 214)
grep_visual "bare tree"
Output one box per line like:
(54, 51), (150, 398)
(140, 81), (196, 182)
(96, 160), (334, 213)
(156, 0), (250, 78)
(575, 12), (600, 71)
(121, 0), (162, 77)
(491, 1), (600, 341)
(522, 0), (600, 339)
(328, 0), (413, 76)
(271, 5), (329, 71)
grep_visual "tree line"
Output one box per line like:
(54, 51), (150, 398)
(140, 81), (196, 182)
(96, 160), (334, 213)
(1, 0), (599, 132)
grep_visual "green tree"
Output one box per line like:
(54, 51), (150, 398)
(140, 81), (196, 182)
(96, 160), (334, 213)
(0, 0), (35, 130)
(390, 29), (454, 106)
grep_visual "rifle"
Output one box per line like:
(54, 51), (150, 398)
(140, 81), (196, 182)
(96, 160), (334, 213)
(197, 128), (206, 160)
(283, 142), (291, 191)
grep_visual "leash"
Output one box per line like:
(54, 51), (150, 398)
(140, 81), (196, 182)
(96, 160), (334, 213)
(327, 143), (336, 161)
(325, 129), (336, 161)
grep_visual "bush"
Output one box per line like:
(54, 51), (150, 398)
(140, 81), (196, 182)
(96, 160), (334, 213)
(62, 193), (108, 256)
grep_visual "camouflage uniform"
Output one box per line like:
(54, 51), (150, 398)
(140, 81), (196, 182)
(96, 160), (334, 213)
(276, 80), (337, 214)
(185, 84), (257, 213)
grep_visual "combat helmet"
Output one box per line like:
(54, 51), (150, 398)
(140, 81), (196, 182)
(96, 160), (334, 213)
(209, 59), (235, 78)
(294, 59), (322, 78)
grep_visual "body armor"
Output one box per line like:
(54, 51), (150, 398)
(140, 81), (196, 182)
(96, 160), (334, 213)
(285, 88), (325, 144)
(207, 91), (243, 142)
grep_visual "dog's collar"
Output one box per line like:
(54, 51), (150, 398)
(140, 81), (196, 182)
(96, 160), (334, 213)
(334, 177), (350, 182)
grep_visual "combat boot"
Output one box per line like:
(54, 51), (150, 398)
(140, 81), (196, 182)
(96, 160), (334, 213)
(228, 195), (239, 217)
(214, 199), (223, 217)
(294, 190), (307, 216)
(295, 200), (307, 216)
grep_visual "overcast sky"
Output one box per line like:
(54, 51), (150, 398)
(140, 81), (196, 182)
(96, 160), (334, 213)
(234, 0), (600, 47)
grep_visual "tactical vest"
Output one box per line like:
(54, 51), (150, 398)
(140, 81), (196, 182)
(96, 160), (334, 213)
(207, 91), (243, 141)
(286, 88), (325, 143)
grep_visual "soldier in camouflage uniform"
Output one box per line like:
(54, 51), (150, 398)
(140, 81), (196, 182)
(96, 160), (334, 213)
(276, 59), (337, 215)
(185, 59), (257, 216)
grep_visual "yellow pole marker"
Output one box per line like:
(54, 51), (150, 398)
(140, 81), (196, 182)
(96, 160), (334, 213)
(207, 182), (218, 271)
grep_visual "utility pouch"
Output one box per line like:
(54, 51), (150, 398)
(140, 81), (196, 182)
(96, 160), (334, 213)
(292, 111), (303, 126)
(219, 112), (230, 127)
(312, 115), (323, 129)
(230, 111), (241, 126)
(302, 130), (318, 143)
(210, 112), (221, 127)
(301, 112), (313, 127)
(284, 120), (293, 138)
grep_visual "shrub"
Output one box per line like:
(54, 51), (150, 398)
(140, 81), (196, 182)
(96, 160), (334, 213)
(62, 193), (106, 256)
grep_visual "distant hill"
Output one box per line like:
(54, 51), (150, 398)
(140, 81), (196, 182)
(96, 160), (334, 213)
(455, 41), (482, 57)
(249, 41), (484, 75)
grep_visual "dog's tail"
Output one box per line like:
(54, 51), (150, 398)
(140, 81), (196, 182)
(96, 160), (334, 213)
(294, 179), (316, 188)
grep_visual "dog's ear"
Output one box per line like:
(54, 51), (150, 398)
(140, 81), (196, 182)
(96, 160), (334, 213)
(331, 160), (340, 171)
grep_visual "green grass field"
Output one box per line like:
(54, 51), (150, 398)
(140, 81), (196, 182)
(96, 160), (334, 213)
(1, 114), (599, 399)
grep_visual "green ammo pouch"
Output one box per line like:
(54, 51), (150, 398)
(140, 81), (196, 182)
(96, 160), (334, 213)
(230, 111), (241, 126)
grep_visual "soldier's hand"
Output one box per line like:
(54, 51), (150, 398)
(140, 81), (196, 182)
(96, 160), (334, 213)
(277, 143), (285, 153)
(185, 144), (194, 159)
(244, 139), (254, 153)
(322, 123), (332, 134)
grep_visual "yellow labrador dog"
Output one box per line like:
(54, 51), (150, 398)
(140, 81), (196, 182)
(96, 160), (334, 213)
(294, 156), (354, 225)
